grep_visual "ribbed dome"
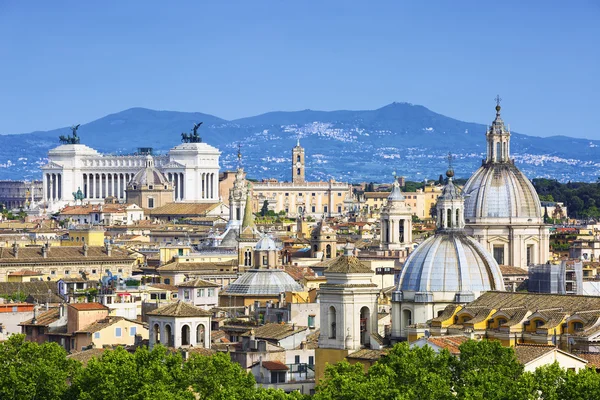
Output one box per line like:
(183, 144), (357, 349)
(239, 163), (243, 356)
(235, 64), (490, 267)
(224, 269), (303, 295)
(255, 235), (278, 251)
(399, 232), (505, 294)
(129, 155), (169, 187)
(463, 163), (542, 221)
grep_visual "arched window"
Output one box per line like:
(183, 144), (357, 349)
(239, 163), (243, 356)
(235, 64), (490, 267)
(153, 323), (160, 344)
(447, 209), (452, 228)
(325, 244), (332, 258)
(496, 142), (502, 162)
(456, 209), (460, 227)
(297, 168), (301, 176)
(360, 306), (370, 347)
(328, 306), (337, 339)
(399, 220), (404, 243)
(181, 324), (190, 346)
(313, 245), (318, 253)
(196, 324), (205, 347)
(165, 324), (173, 347)
(244, 249), (252, 266)
(402, 309), (412, 329)
(297, 155), (301, 162)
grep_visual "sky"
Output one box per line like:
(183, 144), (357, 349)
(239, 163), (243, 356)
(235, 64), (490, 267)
(0, 1), (599, 139)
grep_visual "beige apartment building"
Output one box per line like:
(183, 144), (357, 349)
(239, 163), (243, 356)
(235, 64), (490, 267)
(363, 184), (442, 220)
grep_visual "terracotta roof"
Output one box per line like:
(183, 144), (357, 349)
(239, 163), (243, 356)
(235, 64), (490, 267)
(148, 203), (219, 216)
(499, 265), (529, 276)
(146, 301), (212, 317)
(157, 259), (237, 272)
(68, 303), (108, 311)
(575, 353), (600, 368)
(346, 349), (388, 361)
(177, 278), (219, 288)
(514, 344), (558, 365)
(284, 265), (316, 282)
(60, 204), (133, 215)
(248, 323), (307, 341)
(76, 316), (141, 333)
(20, 308), (61, 327)
(260, 361), (289, 371)
(324, 255), (372, 274)
(423, 336), (469, 355)
(431, 304), (461, 323)
(66, 348), (106, 366)
(147, 283), (179, 291)
(0, 246), (132, 263)
(8, 269), (44, 276)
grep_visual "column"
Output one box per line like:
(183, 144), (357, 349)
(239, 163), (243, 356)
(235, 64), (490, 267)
(57, 174), (61, 200)
(202, 173), (206, 199)
(173, 174), (178, 201)
(43, 174), (48, 202)
(180, 173), (184, 201)
(94, 174), (99, 199)
(117, 174), (121, 200)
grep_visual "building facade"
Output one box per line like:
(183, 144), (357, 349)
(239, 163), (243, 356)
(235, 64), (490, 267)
(251, 141), (352, 218)
(0, 180), (43, 209)
(41, 135), (221, 211)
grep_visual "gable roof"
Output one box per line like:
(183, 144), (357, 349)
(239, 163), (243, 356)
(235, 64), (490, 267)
(68, 303), (108, 311)
(324, 255), (372, 274)
(248, 323), (307, 341)
(148, 203), (219, 217)
(177, 278), (219, 288)
(146, 301), (212, 317)
(259, 361), (289, 371)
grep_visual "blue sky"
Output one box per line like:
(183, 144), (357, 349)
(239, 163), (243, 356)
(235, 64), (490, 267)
(1, 1), (599, 139)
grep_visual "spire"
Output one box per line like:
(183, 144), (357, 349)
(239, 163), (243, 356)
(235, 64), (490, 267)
(240, 183), (255, 236)
(296, 137), (300, 147)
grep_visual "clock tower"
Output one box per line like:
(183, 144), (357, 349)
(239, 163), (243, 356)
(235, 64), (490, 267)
(292, 139), (305, 184)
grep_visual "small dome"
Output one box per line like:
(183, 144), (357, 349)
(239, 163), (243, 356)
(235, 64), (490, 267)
(388, 181), (405, 201)
(399, 232), (504, 294)
(129, 156), (169, 187)
(225, 269), (303, 295)
(255, 235), (278, 251)
(463, 163), (541, 221)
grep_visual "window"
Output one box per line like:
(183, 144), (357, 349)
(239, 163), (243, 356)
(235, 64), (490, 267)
(312, 206), (316, 213)
(262, 256), (268, 266)
(285, 193), (289, 196)
(337, 206), (342, 213)
(207, 288), (215, 297)
(308, 356), (314, 366)
(311, 193), (315, 196)
(337, 193), (341, 196)
(270, 371), (286, 384)
(324, 206), (328, 213)
(164, 278), (171, 285)
(115, 327), (122, 337)
(91, 269), (97, 274)
(308, 315), (315, 328)
(148, 198), (154, 208)
(118, 269), (123, 274)
(65, 270), (70, 275)
(50, 270), (56, 275)
(197, 289), (205, 297)
(295, 355), (300, 364)
(527, 245), (534, 266)
(493, 246), (504, 265)
(94, 332), (100, 339)
(148, 185), (154, 190)
(184, 290), (190, 300)
(130, 327), (136, 336)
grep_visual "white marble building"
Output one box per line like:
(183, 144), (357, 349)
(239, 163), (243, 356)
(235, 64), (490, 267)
(41, 141), (220, 212)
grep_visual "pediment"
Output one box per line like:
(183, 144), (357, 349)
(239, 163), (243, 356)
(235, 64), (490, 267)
(161, 161), (185, 169)
(41, 161), (63, 170)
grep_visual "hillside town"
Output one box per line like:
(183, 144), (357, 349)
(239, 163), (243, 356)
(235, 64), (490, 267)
(2, 101), (600, 397)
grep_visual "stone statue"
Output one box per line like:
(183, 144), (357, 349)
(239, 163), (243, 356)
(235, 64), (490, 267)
(181, 122), (203, 143)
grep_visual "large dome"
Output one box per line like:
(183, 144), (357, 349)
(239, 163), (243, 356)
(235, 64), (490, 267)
(463, 163), (542, 222)
(224, 269), (303, 295)
(399, 232), (505, 296)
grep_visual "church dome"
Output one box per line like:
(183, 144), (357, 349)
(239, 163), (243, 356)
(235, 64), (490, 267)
(463, 163), (542, 221)
(398, 232), (505, 295)
(224, 269), (303, 295)
(255, 235), (278, 251)
(129, 155), (169, 187)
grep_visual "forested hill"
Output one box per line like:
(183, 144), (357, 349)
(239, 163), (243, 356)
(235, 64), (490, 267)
(533, 178), (600, 219)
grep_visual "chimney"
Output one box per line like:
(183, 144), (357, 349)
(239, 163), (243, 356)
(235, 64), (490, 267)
(13, 243), (18, 258)
(106, 244), (112, 257)
(259, 355), (263, 369)
(32, 304), (38, 324)
(83, 243), (88, 257)
(41, 244), (48, 258)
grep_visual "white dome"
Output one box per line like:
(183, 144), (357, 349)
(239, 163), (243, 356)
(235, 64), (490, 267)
(463, 163), (542, 222)
(399, 232), (505, 296)
(129, 155), (169, 187)
(255, 235), (278, 251)
(225, 269), (303, 295)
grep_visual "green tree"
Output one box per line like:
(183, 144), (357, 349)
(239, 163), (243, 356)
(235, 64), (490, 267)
(556, 367), (600, 400)
(314, 360), (384, 400)
(0, 334), (80, 400)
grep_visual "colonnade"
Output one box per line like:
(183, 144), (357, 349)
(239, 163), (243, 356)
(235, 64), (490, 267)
(166, 172), (217, 201)
(82, 173), (134, 200)
(43, 173), (62, 202)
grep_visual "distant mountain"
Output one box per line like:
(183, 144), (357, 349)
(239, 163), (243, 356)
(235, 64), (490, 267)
(2, 103), (599, 183)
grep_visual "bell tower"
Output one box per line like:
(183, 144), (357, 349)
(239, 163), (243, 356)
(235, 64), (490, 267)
(380, 172), (413, 250)
(292, 139), (305, 184)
